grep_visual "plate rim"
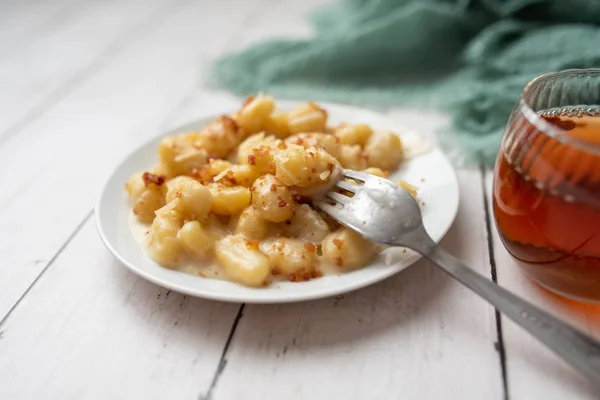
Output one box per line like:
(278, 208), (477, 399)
(95, 104), (460, 303)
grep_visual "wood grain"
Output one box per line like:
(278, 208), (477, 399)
(209, 169), (504, 398)
(2, 0), (594, 397)
(0, 219), (240, 399)
(0, 0), (175, 144)
(0, 0), (270, 320)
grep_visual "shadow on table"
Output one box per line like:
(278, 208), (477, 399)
(222, 216), (486, 352)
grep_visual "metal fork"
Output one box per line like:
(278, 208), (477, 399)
(315, 169), (600, 384)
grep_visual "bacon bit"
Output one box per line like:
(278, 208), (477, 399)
(268, 161), (276, 172)
(335, 257), (344, 267)
(295, 138), (304, 146)
(308, 102), (327, 118)
(293, 195), (311, 204)
(271, 267), (281, 276)
(299, 270), (312, 281)
(270, 183), (277, 192)
(142, 172), (166, 187)
(332, 238), (344, 249)
(543, 115), (579, 131)
(278, 199), (288, 208)
(277, 141), (287, 150)
(311, 269), (323, 279)
(249, 186), (256, 192)
(276, 232), (288, 238)
(175, 191), (182, 198)
(220, 115), (239, 131)
(383, 171), (390, 178)
(191, 167), (211, 183)
(221, 171), (237, 186)
(247, 154), (256, 165)
(290, 269), (312, 282)
(304, 242), (316, 253)
(246, 239), (260, 250)
(242, 94), (255, 108)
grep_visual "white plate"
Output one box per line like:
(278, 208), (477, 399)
(96, 102), (459, 303)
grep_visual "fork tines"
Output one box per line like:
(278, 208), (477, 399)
(335, 179), (357, 193)
(342, 169), (369, 183)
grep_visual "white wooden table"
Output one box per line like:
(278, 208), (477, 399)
(1, 1), (599, 399)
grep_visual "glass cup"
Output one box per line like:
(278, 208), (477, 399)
(493, 69), (600, 303)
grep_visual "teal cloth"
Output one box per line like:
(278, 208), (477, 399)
(210, 0), (600, 165)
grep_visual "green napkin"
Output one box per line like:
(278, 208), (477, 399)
(210, 0), (600, 165)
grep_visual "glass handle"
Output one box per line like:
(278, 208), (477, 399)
(423, 245), (600, 384)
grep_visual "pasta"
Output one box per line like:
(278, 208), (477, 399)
(126, 96), (417, 287)
(251, 174), (294, 223)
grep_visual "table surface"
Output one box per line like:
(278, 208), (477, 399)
(1, 0), (599, 399)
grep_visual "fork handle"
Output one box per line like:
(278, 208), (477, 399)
(422, 244), (600, 384)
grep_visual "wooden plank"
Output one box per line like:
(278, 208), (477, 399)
(209, 149), (504, 397)
(0, 0), (269, 319)
(0, 0), (82, 58)
(484, 171), (600, 399)
(0, 0), (173, 143)
(0, 219), (241, 399)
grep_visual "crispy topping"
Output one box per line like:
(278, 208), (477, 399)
(221, 171), (237, 186)
(246, 239), (260, 250)
(333, 238), (344, 249)
(335, 257), (344, 267)
(271, 267), (281, 276)
(309, 102), (327, 118)
(248, 154), (256, 165)
(142, 172), (166, 187)
(304, 242), (316, 253)
(278, 199), (288, 208)
(219, 115), (239, 131)
(242, 94), (255, 108)
(543, 115), (579, 131)
(270, 183), (277, 192)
